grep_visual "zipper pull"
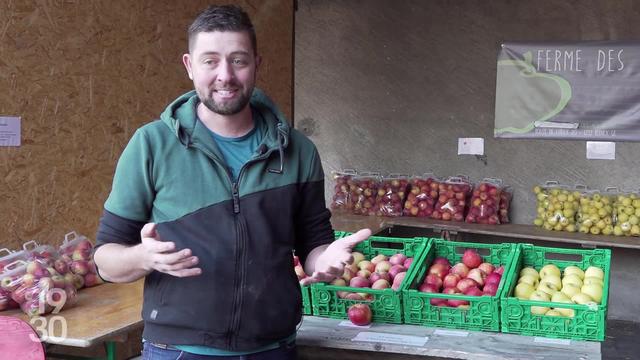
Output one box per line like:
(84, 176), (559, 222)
(232, 182), (240, 213)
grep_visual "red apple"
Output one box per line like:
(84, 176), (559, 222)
(462, 249), (482, 269)
(356, 269), (371, 279)
(467, 268), (486, 287)
(433, 257), (452, 267)
(463, 286), (483, 296)
(388, 253), (407, 266)
(370, 254), (388, 265)
(478, 262), (495, 275)
(450, 263), (470, 278)
(427, 263), (449, 280)
(456, 278), (479, 293)
(423, 274), (443, 290)
(70, 260), (89, 276)
(371, 279), (390, 290)
(442, 273), (461, 289)
(53, 259), (68, 275)
(419, 283), (439, 293)
(347, 303), (372, 326)
(349, 276), (371, 288)
(483, 282), (499, 296)
(485, 272), (502, 286)
(369, 272), (390, 284)
(403, 257), (414, 269)
(388, 265), (407, 280)
(391, 271), (407, 290)
(494, 266), (505, 275)
(374, 260), (392, 273)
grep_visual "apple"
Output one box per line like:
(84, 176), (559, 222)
(70, 260), (90, 276)
(423, 274), (443, 290)
(374, 260), (392, 273)
(375, 177), (409, 217)
(562, 274), (583, 288)
(529, 291), (551, 315)
(583, 277), (604, 287)
(403, 177), (439, 217)
(388, 265), (407, 280)
(450, 263), (470, 278)
(356, 269), (372, 279)
(545, 309), (562, 317)
(388, 253), (407, 266)
(331, 278), (347, 286)
(21, 273), (36, 287)
(494, 265), (505, 275)
(427, 263), (449, 280)
(72, 274), (85, 290)
(537, 282), (558, 297)
(430, 297), (448, 307)
(456, 278), (479, 293)
(351, 252), (365, 265)
(462, 249), (482, 269)
(370, 254), (388, 265)
(53, 259), (69, 275)
(539, 275), (562, 291)
(514, 283), (535, 299)
(433, 257), (452, 267)
(391, 272), (407, 290)
(403, 257), (414, 269)
(477, 262), (495, 275)
(358, 261), (375, 273)
(563, 265), (585, 280)
(518, 274), (539, 288)
(584, 266), (604, 280)
(1, 276), (15, 291)
(371, 279), (390, 290)
(351, 176), (380, 216)
(571, 292), (595, 305)
(342, 267), (355, 282)
(539, 264), (561, 279)
(331, 172), (355, 211)
(442, 273), (461, 289)
(467, 269), (486, 287)
(482, 282), (499, 296)
(349, 276), (371, 288)
(561, 284), (581, 298)
(369, 272), (390, 284)
(581, 284), (603, 304)
(464, 286), (483, 297)
(418, 283), (439, 293)
(347, 303), (372, 326)
(38, 277), (54, 291)
(519, 267), (539, 279)
(485, 272), (502, 286)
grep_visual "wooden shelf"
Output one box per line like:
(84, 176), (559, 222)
(331, 212), (640, 250)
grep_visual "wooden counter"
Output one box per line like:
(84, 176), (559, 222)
(331, 212), (640, 249)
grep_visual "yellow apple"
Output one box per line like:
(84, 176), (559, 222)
(561, 284), (581, 298)
(583, 276), (604, 287)
(518, 274), (539, 288)
(519, 267), (539, 279)
(531, 305), (550, 315)
(539, 264), (561, 279)
(571, 292), (594, 305)
(561, 274), (583, 288)
(581, 284), (603, 304)
(529, 290), (551, 302)
(545, 309), (562, 317)
(584, 266), (604, 280)
(537, 281), (558, 297)
(514, 282), (535, 300)
(540, 275), (562, 291)
(563, 265), (584, 280)
(551, 292), (571, 303)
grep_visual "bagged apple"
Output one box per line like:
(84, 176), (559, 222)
(532, 181), (578, 232)
(403, 173), (439, 217)
(577, 188), (614, 236)
(612, 189), (640, 237)
(498, 185), (513, 224)
(432, 176), (472, 222)
(330, 169), (358, 212)
(58, 231), (102, 288)
(375, 174), (409, 217)
(465, 178), (503, 225)
(22, 240), (58, 269)
(351, 172), (382, 216)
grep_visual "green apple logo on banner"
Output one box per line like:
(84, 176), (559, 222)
(495, 51), (572, 135)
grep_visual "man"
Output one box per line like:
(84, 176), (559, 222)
(93, 5), (370, 359)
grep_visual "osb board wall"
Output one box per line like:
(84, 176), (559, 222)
(0, 0), (293, 250)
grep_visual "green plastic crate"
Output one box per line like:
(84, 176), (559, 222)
(500, 244), (611, 342)
(403, 238), (517, 332)
(310, 235), (429, 324)
(301, 231), (346, 315)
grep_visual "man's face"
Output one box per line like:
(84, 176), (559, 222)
(183, 31), (259, 115)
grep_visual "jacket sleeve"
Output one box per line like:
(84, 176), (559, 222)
(96, 128), (155, 248)
(294, 147), (335, 263)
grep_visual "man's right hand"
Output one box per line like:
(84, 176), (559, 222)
(140, 223), (202, 277)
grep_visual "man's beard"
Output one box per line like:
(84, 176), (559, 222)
(200, 89), (252, 115)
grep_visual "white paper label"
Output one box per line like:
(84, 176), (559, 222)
(586, 141), (615, 160)
(352, 332), (428, 347)
(458, 137), (484, 155)
(0, 116), (20, 146)
(433, 329), (469, 337)
(338, 320), (371, 329)
(533, 337), (571, 346)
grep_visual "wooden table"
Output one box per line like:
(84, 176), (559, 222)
(5, 280), (143, 360)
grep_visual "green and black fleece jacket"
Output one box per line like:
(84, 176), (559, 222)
(95, 89), (335, 351)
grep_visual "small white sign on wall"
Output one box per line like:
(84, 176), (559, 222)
(0, 116), (21, 147)
(458, 137), (484, 155)
(586, 141), (615, 160)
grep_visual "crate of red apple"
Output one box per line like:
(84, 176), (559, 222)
(310, 235), (429, 324)
(402, 239), (517, 332)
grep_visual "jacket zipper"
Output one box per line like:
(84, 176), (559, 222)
(190, 142), (274, 349)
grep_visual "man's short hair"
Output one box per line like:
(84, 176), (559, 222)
(188, 5), (257, 55)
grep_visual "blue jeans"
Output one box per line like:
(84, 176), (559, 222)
(141, 341), (297, 360)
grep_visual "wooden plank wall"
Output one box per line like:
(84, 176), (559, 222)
(0, 0), (293, 250)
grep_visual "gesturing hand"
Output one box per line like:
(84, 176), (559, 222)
(300, 228), (371, 285)
(139, 223), (202, 277)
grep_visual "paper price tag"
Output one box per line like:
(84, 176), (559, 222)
(0, 116), (21, 147)
(458, 138), (484, 155)
(352, 332), (428, 347)
(338, 321), (371, 329)
(586, 141), (615, 160)
(433, 329), (469, 337)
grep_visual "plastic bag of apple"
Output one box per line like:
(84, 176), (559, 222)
(403, 173), (439, 217)
(498, 185), (513, 224)
(310, 235), (427, 324)
(329, 169), (358, 212)
(612, 189), (640, 236)
(375, 174), (409, 217)
(465, 178), (503, 224)
(576, 188), (615, 235)
(532, 181), (579, 232)
(351, 172), (382, 216)
(402, 239), (517, 332)
(57, 232), (103, 289)
(432, 176), (472, 222)
(0, 259), (78, 316)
